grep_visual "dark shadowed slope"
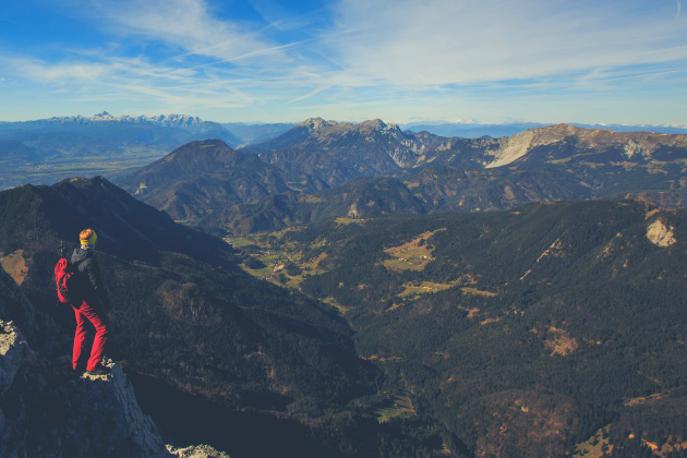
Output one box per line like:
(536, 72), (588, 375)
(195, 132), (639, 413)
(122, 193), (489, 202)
(214, 177), (426, 234)
(115, 140), (314, 226)
(0, 176), (389, 456)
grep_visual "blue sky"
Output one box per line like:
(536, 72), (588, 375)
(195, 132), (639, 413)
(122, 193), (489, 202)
(0, 0), (686, 124)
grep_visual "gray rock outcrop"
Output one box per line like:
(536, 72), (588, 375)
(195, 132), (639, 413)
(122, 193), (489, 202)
(0, 268), (229, 457)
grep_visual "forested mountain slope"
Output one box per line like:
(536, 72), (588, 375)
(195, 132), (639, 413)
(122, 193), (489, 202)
(230, 200), (687, 456)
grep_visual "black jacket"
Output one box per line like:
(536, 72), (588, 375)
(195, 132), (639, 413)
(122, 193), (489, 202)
(71, 247), (109, 307)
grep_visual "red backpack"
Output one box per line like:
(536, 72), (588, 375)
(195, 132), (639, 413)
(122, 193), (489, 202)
(54, 257), (82, 305)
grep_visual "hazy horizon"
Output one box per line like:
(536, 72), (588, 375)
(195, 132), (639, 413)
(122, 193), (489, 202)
(2, 110), (687, 131)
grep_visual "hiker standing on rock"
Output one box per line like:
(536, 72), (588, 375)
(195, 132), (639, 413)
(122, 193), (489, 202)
(69, 228), (110, 376)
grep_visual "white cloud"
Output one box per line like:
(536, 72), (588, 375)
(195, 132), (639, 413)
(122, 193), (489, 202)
(324, 0), (687, 87)
(0, 52), (257, 114)
(8, 58), (109, 82)
(91, 0), (289, 63)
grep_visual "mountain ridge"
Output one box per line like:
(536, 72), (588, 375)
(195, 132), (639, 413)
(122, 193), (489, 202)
(119, 119), (687, 235)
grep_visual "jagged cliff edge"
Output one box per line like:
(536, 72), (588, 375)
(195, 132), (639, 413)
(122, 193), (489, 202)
(0, 269), (228, 458)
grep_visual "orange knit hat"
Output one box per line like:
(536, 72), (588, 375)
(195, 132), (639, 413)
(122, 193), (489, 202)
(79, 228), (98, 246)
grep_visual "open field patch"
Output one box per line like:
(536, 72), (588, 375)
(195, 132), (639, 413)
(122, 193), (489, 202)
(544, 326), (578, 357)
(398, 279), (460, 298)
(383, 229), (446, 272)
(573, 425), (612, 457)
(376, 395), (416, 424)
(460, 287), (497, 298)
(322, 296), (351, 315)
(227, 231), (330, 289)
(335, 216), (368, 226)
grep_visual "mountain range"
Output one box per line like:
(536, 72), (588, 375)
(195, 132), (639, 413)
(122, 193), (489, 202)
(3, 113), (687, 457)
(402, 121), (687, 138)
(118, 118), (687, 235)
(0, 113), (292, 190)
(5, 112), (687, 193)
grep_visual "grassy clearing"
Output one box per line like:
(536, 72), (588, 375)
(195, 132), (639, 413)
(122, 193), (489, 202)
(398, 280), (460, 298)
(573, 425), (612, 457)
(460, 287), (497, 298)
(322, 296), (351, 315)
(376, 396), (416, 424)
(299, 194), (323, 203)
(309, 237), (328, 249)
(363, 354), (403, 363)
(227, 231), (330, 290)
(383, 229), (446, 272)
(544, 326), (579, 357)
(300, 252), (328, 271)
(335, 216), (368, 226)
(224, 236), (262, 249)
(385, 303), (405, 312)
(268, 225), (307, 240)
(396, 275), (488, 299)
(624, 391), (668, 407)
(403, 180), (421, 190)
(458, 306), (481, 318)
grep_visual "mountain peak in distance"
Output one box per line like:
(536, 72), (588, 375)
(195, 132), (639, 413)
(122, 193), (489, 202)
(300, 117), (334, 130)
(299, 117), (401, 135)
(46, 112), (205, 128)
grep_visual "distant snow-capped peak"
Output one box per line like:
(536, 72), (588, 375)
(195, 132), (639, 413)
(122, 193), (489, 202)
(48, 112), (205, 127)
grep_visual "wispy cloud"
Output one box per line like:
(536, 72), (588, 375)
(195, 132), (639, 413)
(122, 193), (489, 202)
(324, 0), (687, 87)
(6, 57), (109, 82)
(90, 0), (290, 64)
(0, 0), (686, 123)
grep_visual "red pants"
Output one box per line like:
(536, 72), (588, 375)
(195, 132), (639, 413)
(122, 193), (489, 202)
(71, 299), (109, 371)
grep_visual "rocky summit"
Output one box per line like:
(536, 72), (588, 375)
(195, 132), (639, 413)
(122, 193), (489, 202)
(0, 268), (226, 457)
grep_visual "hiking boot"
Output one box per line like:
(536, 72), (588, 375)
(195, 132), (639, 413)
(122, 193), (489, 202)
(85, 366), (111, 376)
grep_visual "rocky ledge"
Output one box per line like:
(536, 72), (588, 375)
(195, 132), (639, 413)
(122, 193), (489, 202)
(0, 268), (229, 457)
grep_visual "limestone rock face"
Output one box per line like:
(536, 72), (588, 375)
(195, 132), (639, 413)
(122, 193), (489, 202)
(646, 218), (677, 247)
(167, 444), (231, 458)
(0, 266), (164, 457)
(57, 361), (168, 457)
(0, 268), (232, 457)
